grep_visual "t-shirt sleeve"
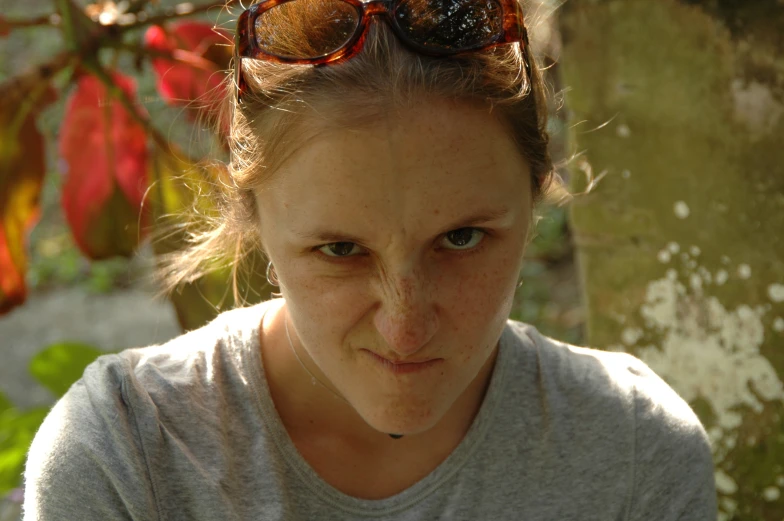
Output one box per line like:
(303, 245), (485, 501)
(22, 354), (160, 521)
(624, 357), (718, 521)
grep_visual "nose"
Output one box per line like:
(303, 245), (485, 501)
(373, 269), (440, 357)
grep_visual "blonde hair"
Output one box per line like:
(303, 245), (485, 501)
(158, 1), (562, 299)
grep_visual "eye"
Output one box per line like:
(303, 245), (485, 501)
(440, 228), (485, 250)
(318, 242), (363, 257)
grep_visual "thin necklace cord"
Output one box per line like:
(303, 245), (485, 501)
(283, 307), (404, 440)
(284, 309), (350, 405)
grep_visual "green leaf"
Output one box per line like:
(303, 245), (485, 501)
(0, 406), (49, 494)
(28, 342), (103, 398)
(0, 391), (11, 415)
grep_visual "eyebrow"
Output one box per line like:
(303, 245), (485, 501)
(294, 207), (513, 244)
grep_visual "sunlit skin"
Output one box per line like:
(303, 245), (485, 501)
(256, 97), (533, 497)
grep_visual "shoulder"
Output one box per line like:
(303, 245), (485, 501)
(23, 349), (158, 519)
(23, 303), (268, 520)
(120, 301), (266, 378)
(505, 319), (712, 455)
(72, 302), (268, 442)
(503, 320), (717, 519)
(504, 319), (645, 404)
(100, 301), (267, 403)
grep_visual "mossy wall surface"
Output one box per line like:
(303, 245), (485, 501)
(559, 1), (784, 519)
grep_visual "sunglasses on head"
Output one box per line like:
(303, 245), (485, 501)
(234, 0), (530, 102)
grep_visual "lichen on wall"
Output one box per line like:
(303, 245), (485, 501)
(560, 0), (784, 519)
(606, 244), (784, 519)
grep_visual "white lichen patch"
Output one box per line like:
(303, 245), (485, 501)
(617, 123), (631, 138)
(774, 318), (784, 333)
(731, 79), (784, 138)
(610, 312), (627, 324)
(708, 426), (723, 445)
(668, 242), (681, 254)
(622, 328), (644, 346)
(690, 246), (702, 256)
(715, 470), (738, 495)
(776, 475), (784, 487)
(690, 273), (703, 292)
(707, 428), (740, 462)
(636, 275), (783, 434)
(737, 264), (752, 279)
(767, 283), (784, 303)
(715, 270), (729, 286)
(622, 169), (631, 179)
(762, 486), (780, 502)
(657, 249), (672, 263)
(719, 497), (738, 521)
(674, 201), (690, 219)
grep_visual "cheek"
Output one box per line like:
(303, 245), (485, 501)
(434, 248), (522, 361)
(438, 248), (521, 321)
(280, 262), (376, 341)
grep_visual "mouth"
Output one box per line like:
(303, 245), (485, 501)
(363, 350), (443, 375)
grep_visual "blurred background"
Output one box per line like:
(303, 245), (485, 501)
(0, 0), (782, 520)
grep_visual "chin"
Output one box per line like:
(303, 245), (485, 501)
(355, 394), (453, 436)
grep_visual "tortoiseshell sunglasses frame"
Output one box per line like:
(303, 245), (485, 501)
(233, 0), (530, 102)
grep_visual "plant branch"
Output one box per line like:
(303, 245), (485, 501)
(0, 51), (74, 96)
(9, 56), (78, 135)
(1, 14), (60, 31)
(111, 41), (219, 72)
(122, 0), (238, 30)
(88, 64), (169, 152)
(85, 63), (202, 166)
(1, 0), (238, 36)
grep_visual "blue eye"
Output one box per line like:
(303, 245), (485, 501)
(441, 228), (485, 250)
(319, 242), (362, 257)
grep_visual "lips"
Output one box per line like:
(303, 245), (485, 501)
(375, 353), (437, 365)
(363, 349), (443, 375)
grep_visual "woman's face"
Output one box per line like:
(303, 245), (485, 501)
(257, 98), (533, 436)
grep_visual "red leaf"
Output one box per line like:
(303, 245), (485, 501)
(144, 22), (231, 114)
(0, 85), (55, 314)
(58, 73), (149, 259)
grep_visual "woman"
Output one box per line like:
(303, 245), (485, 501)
(23, 0), (717, 519)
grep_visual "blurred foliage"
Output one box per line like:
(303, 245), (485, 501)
(28, 342), (104, 398)
(513, 205), (583, 345)
(0, 0), (245, 503)
(0, 341), (105, 495)
(26, 147), (137, 293)
(0, 0), (261, 328)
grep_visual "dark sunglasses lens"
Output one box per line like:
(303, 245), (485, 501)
(255, 0), (360, 60)
(395, 0), (504, 52)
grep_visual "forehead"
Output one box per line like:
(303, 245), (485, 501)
(258, 98), (531, 233)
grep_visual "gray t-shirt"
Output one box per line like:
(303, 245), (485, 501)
(22, 301), (717, 520)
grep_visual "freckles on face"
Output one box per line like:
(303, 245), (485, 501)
(256, 97), (532, 432)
